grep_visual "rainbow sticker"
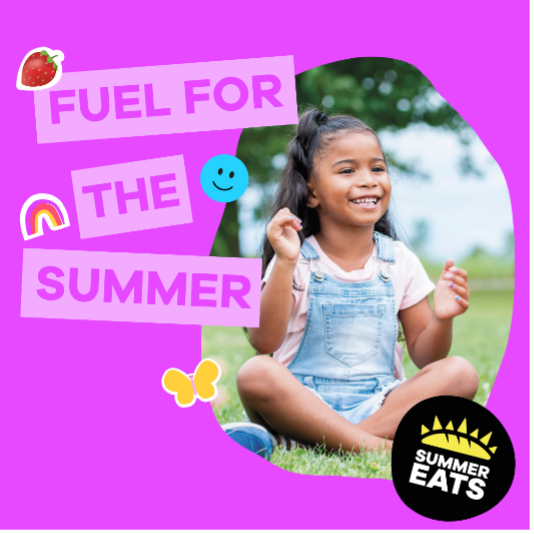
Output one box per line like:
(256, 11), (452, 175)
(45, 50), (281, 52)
(20, 194), (70, 241)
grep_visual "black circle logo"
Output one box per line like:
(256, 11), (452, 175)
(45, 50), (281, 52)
(392, 396), (515, 522)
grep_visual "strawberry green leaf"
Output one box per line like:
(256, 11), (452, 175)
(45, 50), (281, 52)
(53, 63), (58, 70)
(47, 57), (54, 63)
(40, 50), (49, 57)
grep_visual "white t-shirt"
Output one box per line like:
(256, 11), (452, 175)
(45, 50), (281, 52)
(262, 235), (436, 380)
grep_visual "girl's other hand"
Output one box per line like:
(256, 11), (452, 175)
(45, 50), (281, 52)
(433, 259), (470, 320)
(266, 207), (302, 265)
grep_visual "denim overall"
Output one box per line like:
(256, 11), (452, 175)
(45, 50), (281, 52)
(287, 231), (402, 425)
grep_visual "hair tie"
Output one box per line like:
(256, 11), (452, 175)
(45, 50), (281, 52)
(315, 112), (328, 126)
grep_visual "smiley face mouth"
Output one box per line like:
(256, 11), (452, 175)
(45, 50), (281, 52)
(213, 181), (233, 191)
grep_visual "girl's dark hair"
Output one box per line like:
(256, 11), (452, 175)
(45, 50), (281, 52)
(261, 107), (399, 279)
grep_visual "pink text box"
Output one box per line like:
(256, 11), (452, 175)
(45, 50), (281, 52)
(34, 56), (297, 143)
(71, 155), (192, 239)
(21, 249), (261, 327)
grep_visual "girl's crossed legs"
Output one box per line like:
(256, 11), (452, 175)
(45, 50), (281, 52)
(237, 355), (479, 453)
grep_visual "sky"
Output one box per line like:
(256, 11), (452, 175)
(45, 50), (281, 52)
(237, 124), (513, 263)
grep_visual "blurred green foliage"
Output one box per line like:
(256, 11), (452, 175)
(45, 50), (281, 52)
(421, 247), (515, 281)
(212, 57), (474, 257)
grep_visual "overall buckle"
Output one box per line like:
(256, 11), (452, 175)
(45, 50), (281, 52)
(379, 263), (391, 282)
(310, 260), (324, 282)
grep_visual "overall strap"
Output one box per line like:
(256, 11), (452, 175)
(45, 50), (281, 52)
(374, 231), (396, 263)
(300, 240), (320, 261)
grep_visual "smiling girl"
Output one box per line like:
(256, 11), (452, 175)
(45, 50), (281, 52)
(223, 109), (478, 458)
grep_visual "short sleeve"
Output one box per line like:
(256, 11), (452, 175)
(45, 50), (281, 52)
(261, 255), (305, 304)
(398, 245), (436, 310)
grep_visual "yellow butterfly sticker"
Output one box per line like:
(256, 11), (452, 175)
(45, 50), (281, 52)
(162, 359), (222, 408)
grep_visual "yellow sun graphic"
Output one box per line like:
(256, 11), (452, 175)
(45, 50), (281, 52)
(421, 416), (497, 460)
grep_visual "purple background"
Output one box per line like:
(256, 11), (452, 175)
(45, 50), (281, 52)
(1, 0), (528, 529)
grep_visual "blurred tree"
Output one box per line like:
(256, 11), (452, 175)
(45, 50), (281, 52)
(212, 57), (476, 257)
(210, 200), (241, 257)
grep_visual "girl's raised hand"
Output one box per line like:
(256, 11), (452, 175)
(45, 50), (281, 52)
(266, 208), (302, 264)
(433, 259), (470, 320)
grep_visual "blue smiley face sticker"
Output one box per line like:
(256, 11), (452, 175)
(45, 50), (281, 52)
(200, 154), (249, 203)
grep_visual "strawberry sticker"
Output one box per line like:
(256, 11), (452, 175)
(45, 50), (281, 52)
(16, 47), (64, 91)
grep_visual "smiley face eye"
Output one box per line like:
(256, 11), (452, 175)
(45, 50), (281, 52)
(218, 168), (223, 175)
(229, 171), (235, 178)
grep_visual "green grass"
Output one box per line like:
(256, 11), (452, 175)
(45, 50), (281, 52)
(203, 289), (513, 479)
(421, 254), (514, 281)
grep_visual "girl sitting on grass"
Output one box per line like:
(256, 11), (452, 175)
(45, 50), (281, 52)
(223, 109), (478, 459)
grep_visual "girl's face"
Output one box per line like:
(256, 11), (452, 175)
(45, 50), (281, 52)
(307, 131), (391, 230)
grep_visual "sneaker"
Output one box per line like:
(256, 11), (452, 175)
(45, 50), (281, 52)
(222, 422), (276, 460)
